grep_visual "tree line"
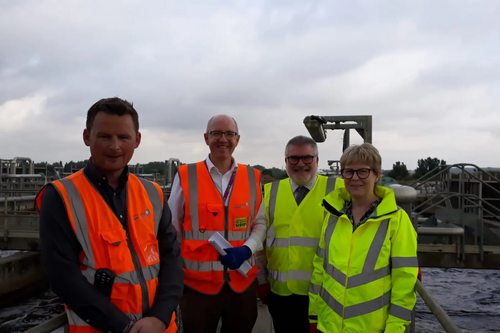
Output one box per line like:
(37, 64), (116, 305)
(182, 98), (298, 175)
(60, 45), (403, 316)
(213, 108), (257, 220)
(34, 160), (289, 179)
(35, 157), (495, 182)
(385, 157), (446, 181)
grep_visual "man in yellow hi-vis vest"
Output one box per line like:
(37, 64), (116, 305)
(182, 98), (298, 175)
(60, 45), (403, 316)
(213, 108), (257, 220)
(255, 135), (342, 333)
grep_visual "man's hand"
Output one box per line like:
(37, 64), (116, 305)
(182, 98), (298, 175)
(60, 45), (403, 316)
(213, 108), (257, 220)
(257, 283), (271, 305)
(219, 246), (252, 270)
(130, 317), (166, 333)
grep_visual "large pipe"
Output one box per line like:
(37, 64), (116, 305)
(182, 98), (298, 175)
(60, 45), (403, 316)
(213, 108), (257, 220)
(10, 157), (34, 175)
(417, 226), (464, 236)
(388, 184), (417, 204)
(416, 280), (463, 333)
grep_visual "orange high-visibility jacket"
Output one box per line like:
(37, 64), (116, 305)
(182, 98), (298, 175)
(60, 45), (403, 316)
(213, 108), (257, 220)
(178, 162), (262, 294)
(35, 169), (176, 333)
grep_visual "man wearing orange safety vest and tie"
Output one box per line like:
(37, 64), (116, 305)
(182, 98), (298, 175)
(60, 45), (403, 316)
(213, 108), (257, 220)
(37, 98), (183, 333)
(168, 114), (267, 333)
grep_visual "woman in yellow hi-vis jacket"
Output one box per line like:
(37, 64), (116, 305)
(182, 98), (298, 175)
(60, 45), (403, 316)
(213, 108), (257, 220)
(308, 143), (418, 333)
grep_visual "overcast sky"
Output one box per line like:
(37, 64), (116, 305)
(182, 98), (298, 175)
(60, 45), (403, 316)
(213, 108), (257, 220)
(1, 0), (499, 171)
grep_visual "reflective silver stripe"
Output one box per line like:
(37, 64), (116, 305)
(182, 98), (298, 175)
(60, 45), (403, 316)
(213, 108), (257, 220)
(81, 262), (160, 285)
(320, 286), (344, 317)
(266, 181), (280, 247)
(323, 215), (338, 271)
(316, 247), (325, 258)
(268, 269), (287, 282)
(309, 282), (321, 295)
(344, 290), (391, 319)
(324, 219), (391, 289)
(57, 179), (95, 268)
(320, 286), (391, 319)
(182, 230), (249, 241)
(268, 237), (288, 248)
(389, 303), (413, 321)
(184, 258), (224, 272)
(184, 256), (255, 272)
(248, 166), (257, 223)
(268, 181), (279, 225)
(138, 177), (163, 236)
(67, 309), (142, 326)
(392, 256), (419, 268)
(268, 236), (319, 249)
(289, 269), (312, 281)
(326, 176), (336, 194)
(347, 265), (390, 289)
(363, 219), (389, 273)
(290, 236), (319, 248)
(324, 177), (337, 219)
(183, 163), (199, 240)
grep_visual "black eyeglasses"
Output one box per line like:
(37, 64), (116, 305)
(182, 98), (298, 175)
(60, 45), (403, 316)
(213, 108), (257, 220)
(207, 131), (239, 140)
(286, 155), (316, 165)
(341, 168), (372, 179)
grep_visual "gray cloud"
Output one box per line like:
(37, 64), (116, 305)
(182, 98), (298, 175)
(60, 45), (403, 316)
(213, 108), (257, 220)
(1, 0), (499, 171)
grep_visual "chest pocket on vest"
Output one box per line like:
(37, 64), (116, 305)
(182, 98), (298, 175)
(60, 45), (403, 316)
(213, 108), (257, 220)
(99, 227), (131, 274)
(205, 204), (224, 231)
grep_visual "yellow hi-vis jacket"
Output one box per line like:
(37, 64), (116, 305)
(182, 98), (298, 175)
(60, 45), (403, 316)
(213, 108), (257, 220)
(309, 184), (418, 333)
(264, 175), (342, 296)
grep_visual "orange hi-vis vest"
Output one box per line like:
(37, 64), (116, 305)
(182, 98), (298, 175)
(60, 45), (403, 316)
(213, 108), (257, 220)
(35, 169), (176, 333)
(178, 162), (263, 295)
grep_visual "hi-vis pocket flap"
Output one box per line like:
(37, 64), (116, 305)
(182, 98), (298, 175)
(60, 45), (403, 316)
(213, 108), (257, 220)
(206, 204), (224, 216)
(100, 228), (127, 246)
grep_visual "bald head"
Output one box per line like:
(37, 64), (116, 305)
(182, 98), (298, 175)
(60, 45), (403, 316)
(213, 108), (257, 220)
(206, 114), (239, 133)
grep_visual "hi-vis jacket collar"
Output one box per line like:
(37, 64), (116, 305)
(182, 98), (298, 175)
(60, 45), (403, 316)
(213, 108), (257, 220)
(322, 183), (399, 219)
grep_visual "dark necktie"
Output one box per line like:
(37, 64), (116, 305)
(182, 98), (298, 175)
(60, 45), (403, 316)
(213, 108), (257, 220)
(295, 186), (310, 205)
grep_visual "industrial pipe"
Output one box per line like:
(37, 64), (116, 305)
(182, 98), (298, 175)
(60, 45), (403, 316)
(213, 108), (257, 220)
(417, 226), (464, 236)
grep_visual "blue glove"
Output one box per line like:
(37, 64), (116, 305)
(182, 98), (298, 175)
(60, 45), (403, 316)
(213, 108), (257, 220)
(219, 246), (252, 270)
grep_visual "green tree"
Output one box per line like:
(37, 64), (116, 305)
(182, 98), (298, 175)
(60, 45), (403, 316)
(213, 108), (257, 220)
(414, 157), (446, 178)
(387, 161), (409, 180)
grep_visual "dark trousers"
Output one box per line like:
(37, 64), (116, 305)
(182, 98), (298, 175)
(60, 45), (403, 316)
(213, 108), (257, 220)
(267, 292), (310, 333)
(180, 281), (258, 333)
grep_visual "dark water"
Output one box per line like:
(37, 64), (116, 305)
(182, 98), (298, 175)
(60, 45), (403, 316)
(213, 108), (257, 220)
(0, 268), (499, 332)
(0, 290), (63, 333)
(415, 268), (500, 333)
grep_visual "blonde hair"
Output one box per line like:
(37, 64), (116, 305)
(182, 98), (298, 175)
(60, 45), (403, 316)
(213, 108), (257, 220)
(340, 143), (382, 174)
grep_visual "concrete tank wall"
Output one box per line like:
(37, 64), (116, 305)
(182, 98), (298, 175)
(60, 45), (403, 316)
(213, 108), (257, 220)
(0, 251), (48, 307)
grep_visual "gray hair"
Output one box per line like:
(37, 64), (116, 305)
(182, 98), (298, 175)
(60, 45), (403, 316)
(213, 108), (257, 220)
(285, 135), (318, 156)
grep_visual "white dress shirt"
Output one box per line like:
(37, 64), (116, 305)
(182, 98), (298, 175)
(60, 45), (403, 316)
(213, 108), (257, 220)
(255, 175), (318, 284)
(168, 154), (267, 254)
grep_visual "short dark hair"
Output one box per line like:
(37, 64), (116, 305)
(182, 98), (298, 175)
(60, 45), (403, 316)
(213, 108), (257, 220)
(285, 135), (318, 156)
(86, 97), (139, 132)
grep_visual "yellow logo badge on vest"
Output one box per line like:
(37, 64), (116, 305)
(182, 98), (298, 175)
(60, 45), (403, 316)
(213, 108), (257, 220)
(234, 217), (248, 229)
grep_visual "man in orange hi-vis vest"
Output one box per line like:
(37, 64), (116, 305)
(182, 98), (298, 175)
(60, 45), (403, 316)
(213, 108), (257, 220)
(168, 114), (267, 333)
(36, 97), (183, 333)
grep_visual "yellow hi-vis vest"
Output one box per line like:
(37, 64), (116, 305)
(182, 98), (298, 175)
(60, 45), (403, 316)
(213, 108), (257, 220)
(264, 175), (341, 296)
(309, 184), (419, 333)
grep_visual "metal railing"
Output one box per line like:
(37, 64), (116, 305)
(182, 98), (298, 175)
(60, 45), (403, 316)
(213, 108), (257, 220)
(416, 280), (462, 333)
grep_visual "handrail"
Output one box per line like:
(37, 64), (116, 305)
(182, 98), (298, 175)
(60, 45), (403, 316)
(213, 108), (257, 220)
(24, 313), (67, 333)
(413, 192), (500, 221)
(410, 163), (500, 196)
(415, 280), (462, 333)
